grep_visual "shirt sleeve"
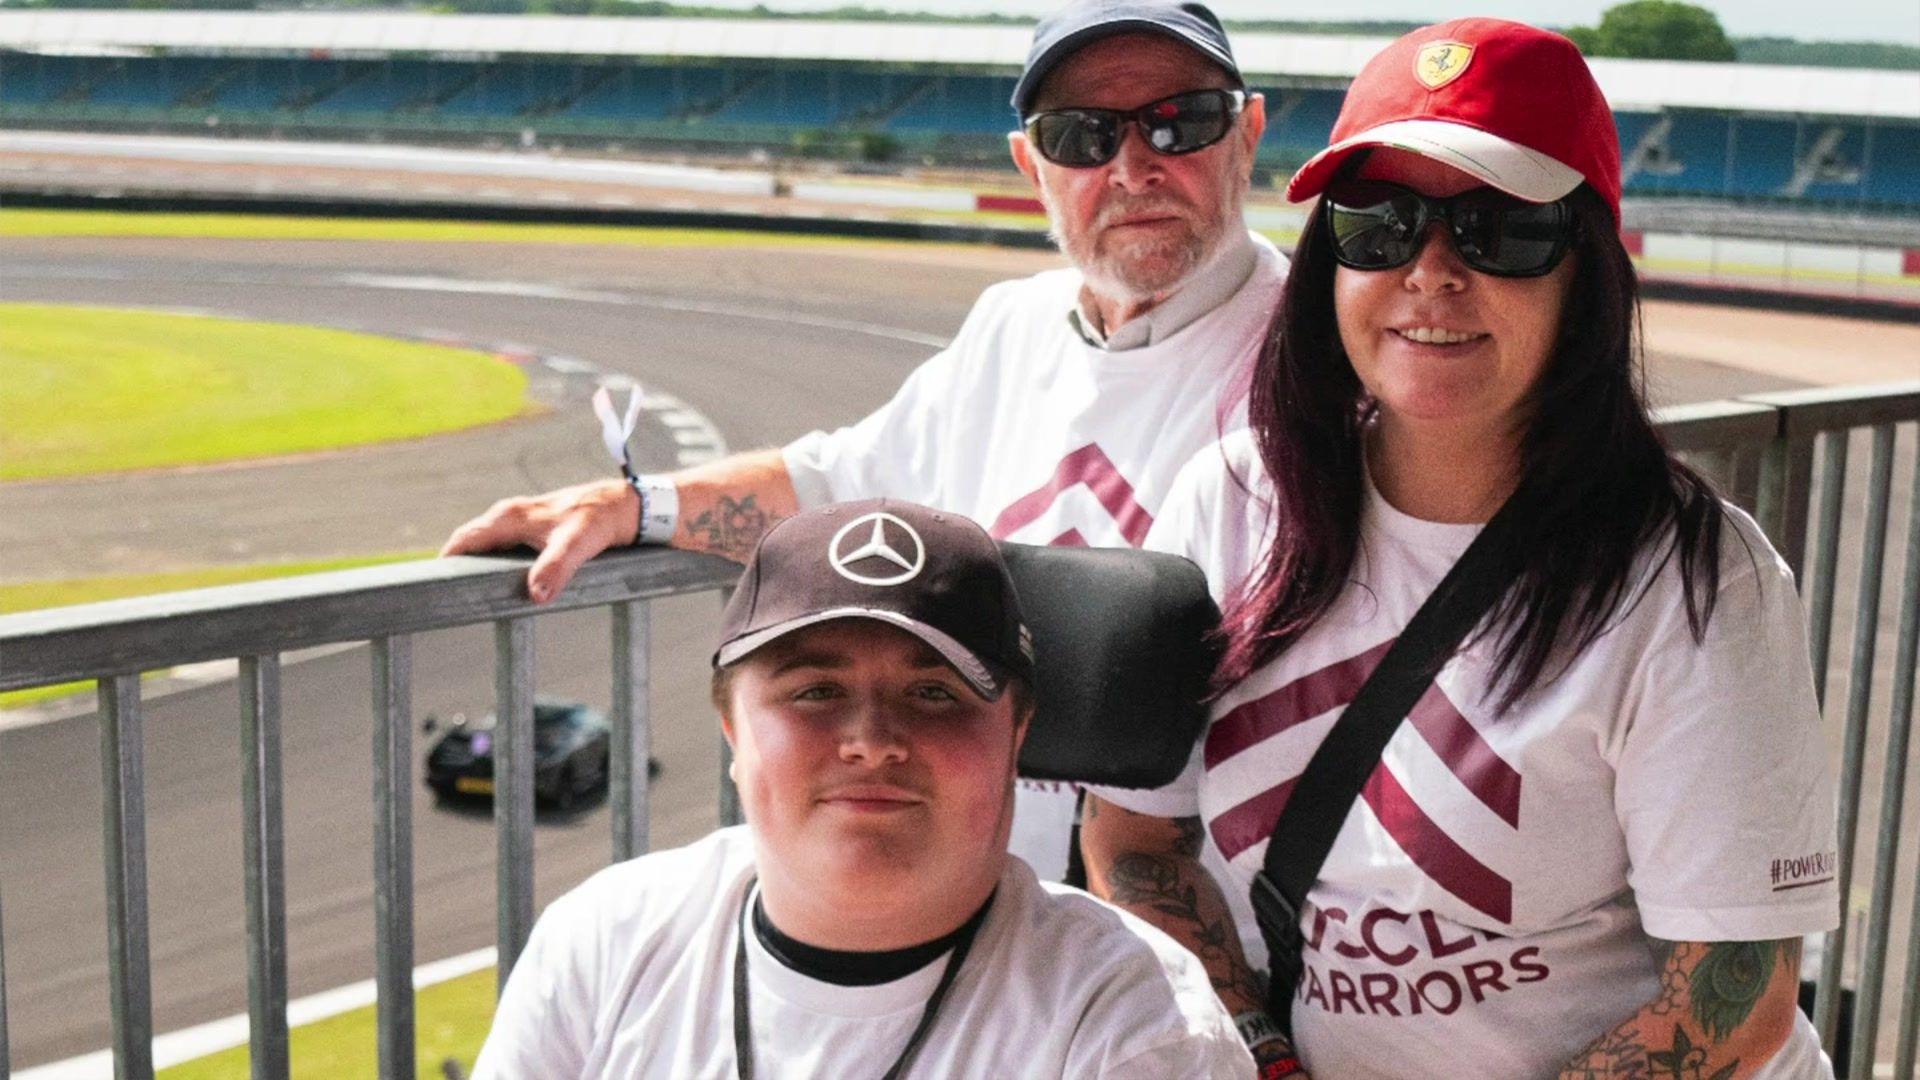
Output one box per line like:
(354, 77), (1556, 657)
(781, 288), (1004, 508)
(1613, 533), (1841, 942)
(1103, 1033), (1256, 1080)
(471, 887), (599, 1080)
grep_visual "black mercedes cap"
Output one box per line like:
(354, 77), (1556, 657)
(714, 499), (1035, 700)
(1011, 0), (1243, 116)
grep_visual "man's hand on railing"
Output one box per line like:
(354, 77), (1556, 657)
(440, 478), (639, 604)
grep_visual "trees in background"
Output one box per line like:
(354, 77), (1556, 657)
(1566, 0), (1738, 61)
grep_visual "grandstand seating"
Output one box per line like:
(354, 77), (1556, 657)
(1630, 110), (1732, 196)
(1863, 123), (1920, 205)
(562, 66), (679, 120)
(889, 75), (1017, 133)
(1795, 123), (1866, 201)
(2, 51), (1913, 209)
(1727, 117), (1799, 196)
(1263, 87), (1343, 157)
(440, 63), (580, 118)
(0, 53), (83, 105)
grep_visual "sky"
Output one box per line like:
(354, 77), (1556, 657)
(724, 0), (1920, 46)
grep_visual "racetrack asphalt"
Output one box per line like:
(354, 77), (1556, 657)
(0, 231), (1914, 1068)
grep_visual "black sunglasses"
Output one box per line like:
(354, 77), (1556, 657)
(1324, 180), (1578, 278)
(1023, 88), (1248, 168)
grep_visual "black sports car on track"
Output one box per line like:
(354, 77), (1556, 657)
(424, 700), (611, 810)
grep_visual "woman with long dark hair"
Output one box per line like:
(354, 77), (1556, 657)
(1081, 20), (1838, 1079)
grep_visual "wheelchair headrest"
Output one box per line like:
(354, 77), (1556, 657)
(999, 543), (1220, 789)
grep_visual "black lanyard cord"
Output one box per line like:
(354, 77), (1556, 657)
(732, 878), (995, 1080)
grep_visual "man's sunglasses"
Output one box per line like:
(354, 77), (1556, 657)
(1324, 180), (1578, 278)
(1023, 88), (1248, 168)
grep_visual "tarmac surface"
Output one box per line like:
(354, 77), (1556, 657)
(1, 231), (1917, 1068)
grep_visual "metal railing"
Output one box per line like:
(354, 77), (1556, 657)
(0, 381), (1915, 1079)
(0, 546), (739, 1078)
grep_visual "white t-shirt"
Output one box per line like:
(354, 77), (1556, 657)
(473, 827), (1254, 1080)
(1098, 431), (1840, 1080)
(783, 234), (1287, 881)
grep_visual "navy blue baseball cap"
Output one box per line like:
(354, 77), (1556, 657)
(1011, 0), (1243, 116)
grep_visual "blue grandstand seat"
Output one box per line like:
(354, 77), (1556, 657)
(210, 62), (294, 111)
(309, 60), (476, 113)
(1725, 117), (1798, 197)
(709, 68), (828, 126)
(1795, 123), (1868, 202)
(889, 75), (1013, 134)
(0, 54), (85, 104)
(562, 65), (676, 119)
(1267, 88), (1343, 153)
(1613, 111), (1659, 160)
(81, 60), (174, 108)
(1861, 122), (1920, 207)
(1631, 111), (1730, 197)
(440, 63), (577, 117)
(825, 70), (894, 122)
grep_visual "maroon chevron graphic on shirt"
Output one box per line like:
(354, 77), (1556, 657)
(1205, 645), (1523, 923)
(1362, 764), (1514, 922)
(1205, 640), (1395, 768)
(988, 443), (1153, 547)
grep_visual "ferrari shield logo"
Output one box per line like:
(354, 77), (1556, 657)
(1415, 41), (1474, 89)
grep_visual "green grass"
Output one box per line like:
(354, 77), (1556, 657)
(0, 207), (912, 247)
(157, 966), (497, 1080)
(0, 304), (529, 481)
(0, 550), (429, 709)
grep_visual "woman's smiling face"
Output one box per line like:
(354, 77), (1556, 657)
(1333, 148), (1577, 438)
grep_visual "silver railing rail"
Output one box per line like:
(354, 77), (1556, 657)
(0, 380), (1915, 1079)
(0, 547), (739, 1079)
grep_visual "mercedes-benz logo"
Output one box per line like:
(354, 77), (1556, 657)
(828, 512), (926, 586)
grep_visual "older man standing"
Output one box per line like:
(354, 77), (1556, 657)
(444, 1), (1278, 882)
(472, 500), (1257, 1078)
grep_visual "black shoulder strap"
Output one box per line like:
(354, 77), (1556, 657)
(1255, 491), (1527, 1021)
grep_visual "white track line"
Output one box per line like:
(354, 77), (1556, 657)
(331, 273), (953, 349)
(15, 947), (499, 1078)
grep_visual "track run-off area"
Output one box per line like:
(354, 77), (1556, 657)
(1, 211), (1917, 1072)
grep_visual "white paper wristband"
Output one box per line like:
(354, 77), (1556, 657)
(634, 474), (679, 545)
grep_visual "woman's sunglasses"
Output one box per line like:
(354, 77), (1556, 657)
(1023, 88), (1248, 169)
(1324, 180), (1578, 278)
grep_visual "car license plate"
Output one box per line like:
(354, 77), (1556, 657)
(455, 777), (495, 795)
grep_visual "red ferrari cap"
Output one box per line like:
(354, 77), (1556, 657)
(1287, 19), (1621, 221)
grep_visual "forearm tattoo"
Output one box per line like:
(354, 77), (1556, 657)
(1557, 939), (1798, 1080)
(1104, 817), (1268, 1014)
(682, 494), (771, 560)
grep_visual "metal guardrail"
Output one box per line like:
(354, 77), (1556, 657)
(0, 546), (739, 1078)
(0, 382), (1915, 1078)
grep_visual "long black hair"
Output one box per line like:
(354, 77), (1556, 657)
(1216, 185), (1727, 709)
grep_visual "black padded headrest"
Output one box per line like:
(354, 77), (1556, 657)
(999, 542), (1221, 789)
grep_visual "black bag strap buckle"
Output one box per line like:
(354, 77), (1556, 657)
(1251, 869), (1303, 953)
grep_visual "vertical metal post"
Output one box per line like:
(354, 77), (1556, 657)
(717, 587), (744, 828)
(610, 602), (652, 863)
(371, 636), (415, 1080)
(238, 655), (289, 1080)
(1, 884), (10, 1080)
(1860, 445), (1920, 1080)
(1806, 431), (1850, 707)
(495, 618), (536, 988)
(1728, 446), (1763, 517)
(1756, 434), (1815, 581)
(99, 674), (153, 1080)
(1814, 423), (1896, 1046)
(1898, 853), (1920, 1080)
